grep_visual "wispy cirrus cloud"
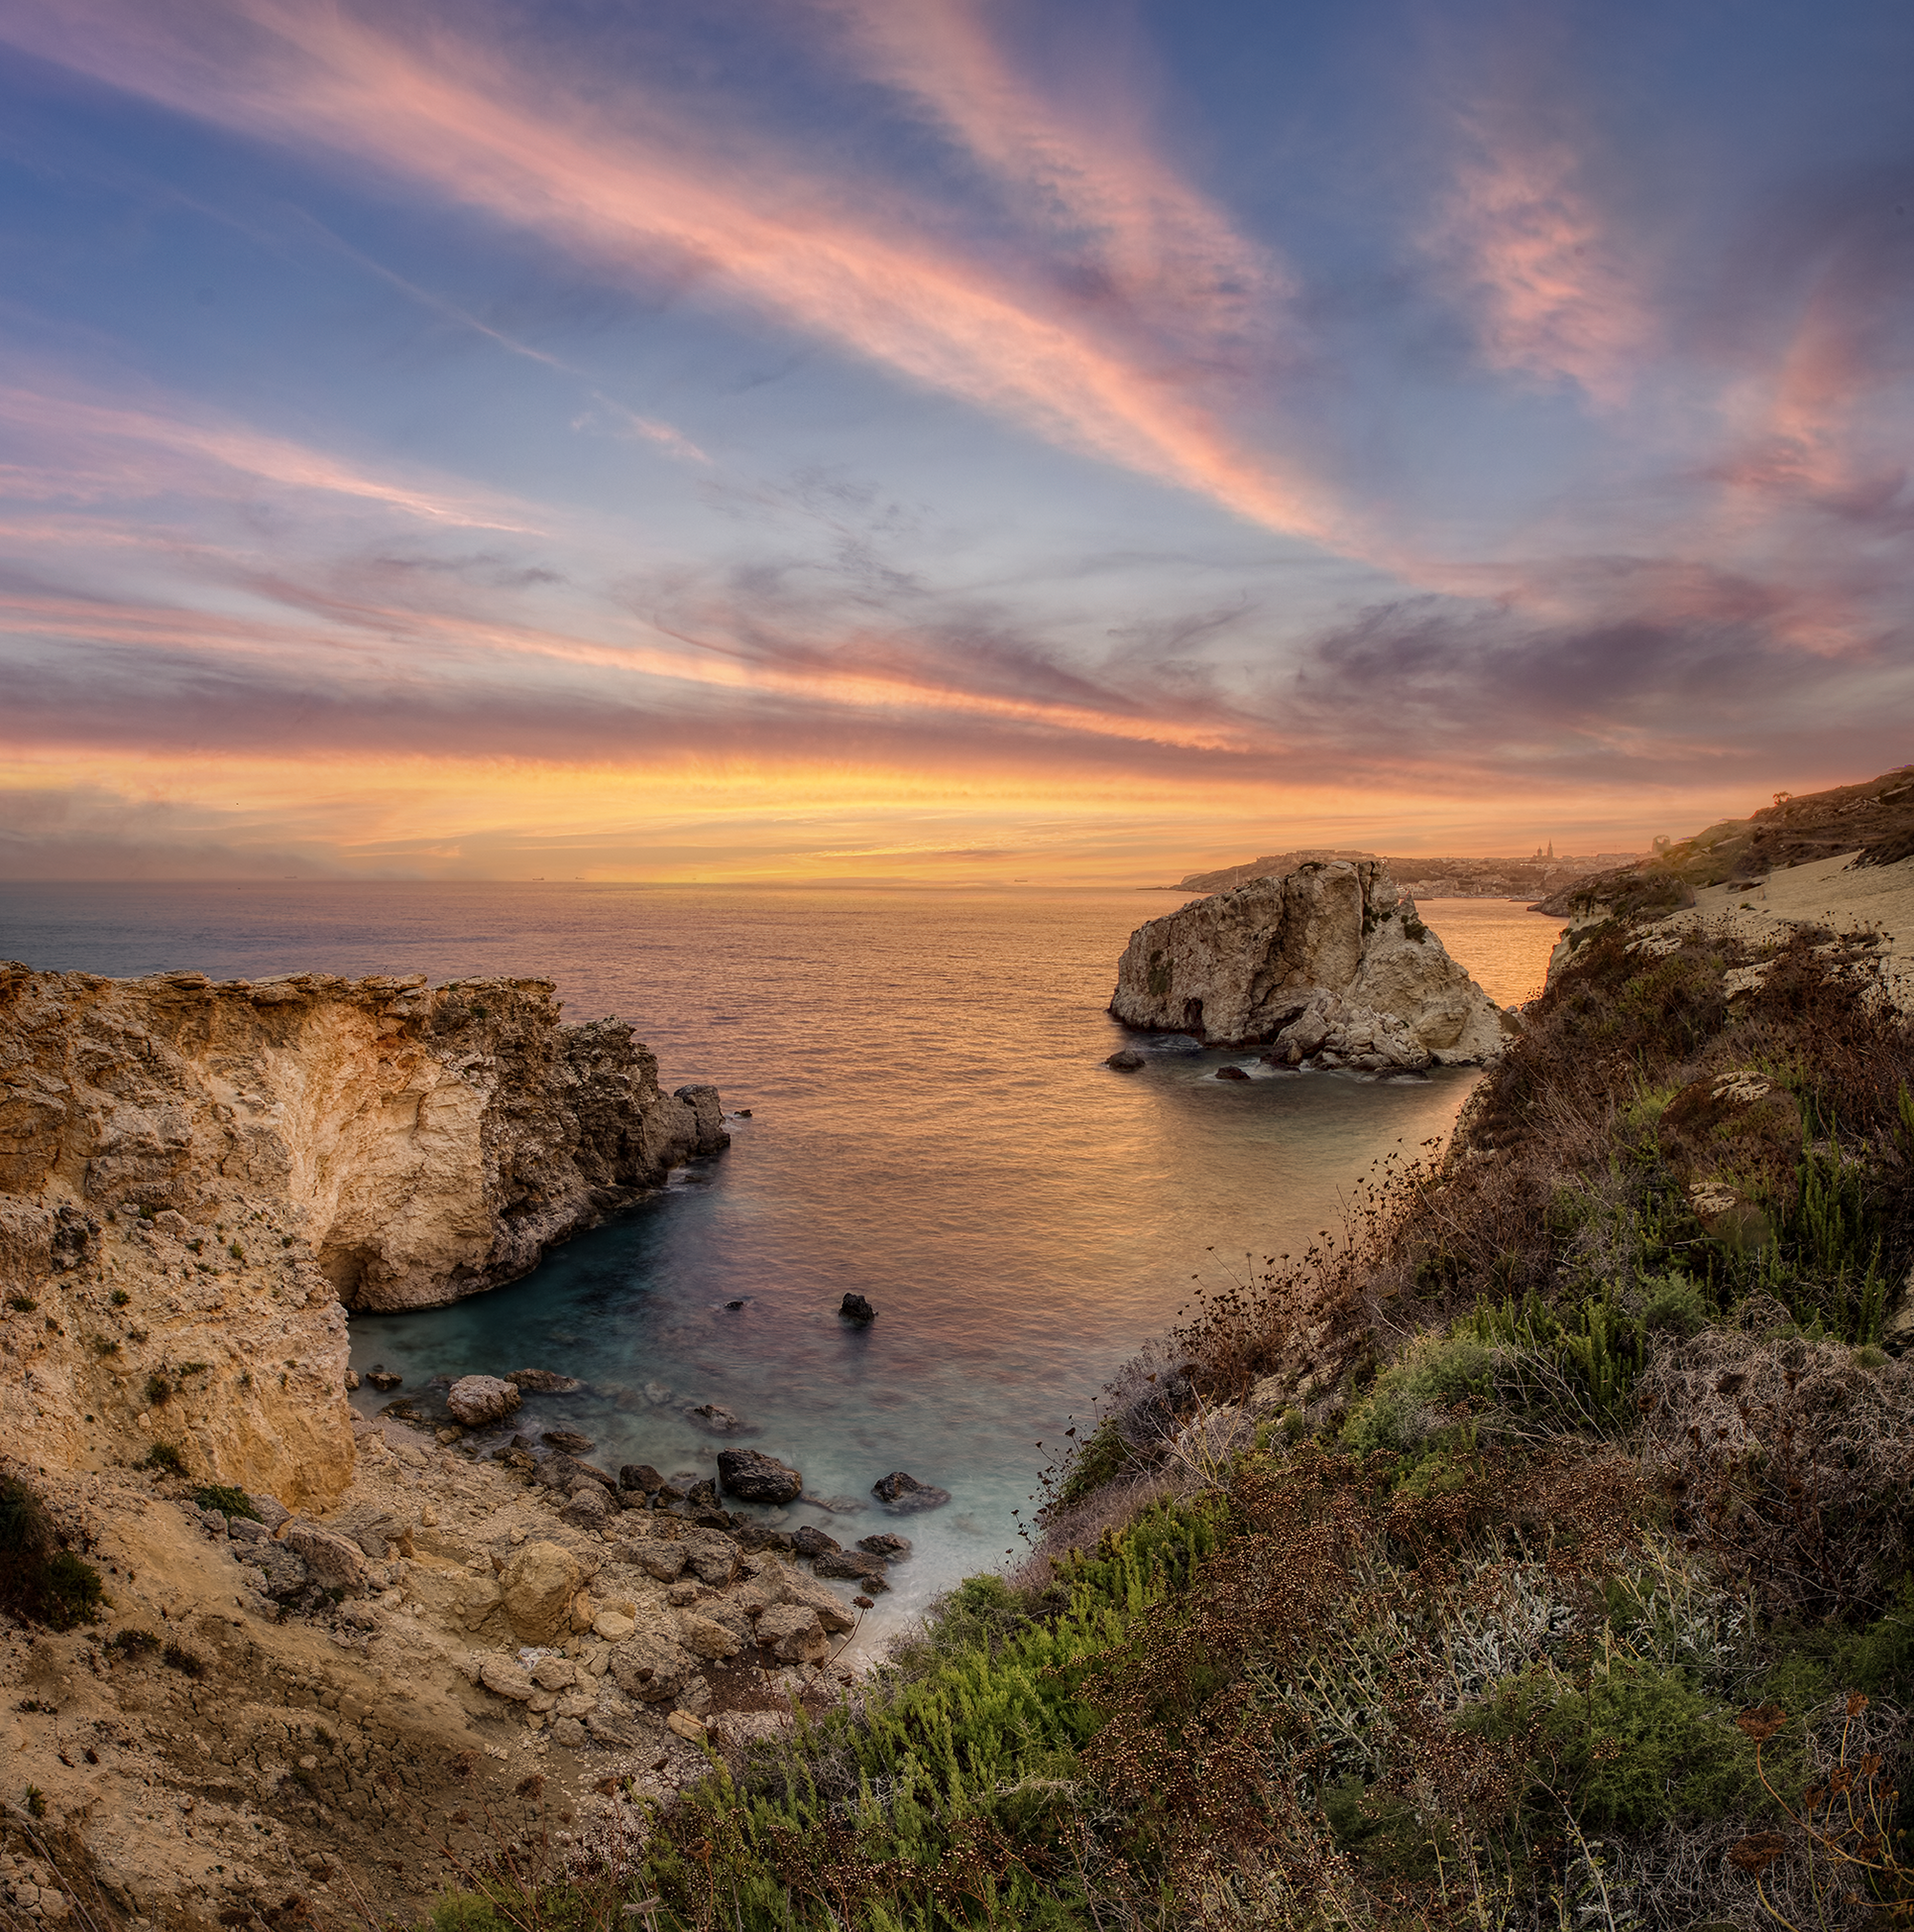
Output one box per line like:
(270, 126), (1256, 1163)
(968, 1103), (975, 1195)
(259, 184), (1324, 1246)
(819, 0), (1288, 368)
(0, 380), (539, 528)
(1427, 114), (1656, 407)
(0, 0), (1353, 549)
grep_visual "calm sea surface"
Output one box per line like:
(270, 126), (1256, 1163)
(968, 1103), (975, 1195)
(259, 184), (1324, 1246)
(0, 883), (1561, 1640)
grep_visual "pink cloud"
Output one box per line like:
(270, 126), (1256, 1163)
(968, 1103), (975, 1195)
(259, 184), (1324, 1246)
(0, 380), (538, 528)
(819, 0), (1288, 365)
(1430, 117), (1656, 406)
(0, 0), (1352, 550)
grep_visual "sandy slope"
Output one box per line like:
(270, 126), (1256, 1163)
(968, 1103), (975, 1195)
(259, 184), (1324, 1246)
(1663, 852), (1914, 1009)
(1548, 851), (1914, 1010)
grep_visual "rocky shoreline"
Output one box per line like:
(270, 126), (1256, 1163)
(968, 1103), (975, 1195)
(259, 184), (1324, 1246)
(0, 962), (770, 1928)
(0, 1388), (914, 1931)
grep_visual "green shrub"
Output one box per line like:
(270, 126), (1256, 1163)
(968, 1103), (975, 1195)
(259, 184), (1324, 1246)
(140, 1442), (187, 1475)
(145, 1373), (172, 1407)
(190, 1484), (258, 1521)
(110, 1288), (130, 1307)
(0, 1477), (103, 1630)
(1638, 1270), (1710, 1337)
(1052, 1417), (1132, 1506)
(108, 1629), (161, 1655)
(5, 1294), (36, 1314)
(162, 1641), (205, 1677)
(1339, 1327), (1493, 1457)
(429, 1896), (513, 1932)
(1463, 1658), (1754, 1831)
(1320, 1774), (1455, 1882)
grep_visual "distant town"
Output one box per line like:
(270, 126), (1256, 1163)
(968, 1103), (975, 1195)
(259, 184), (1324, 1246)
(1171, 849), (1643, 899)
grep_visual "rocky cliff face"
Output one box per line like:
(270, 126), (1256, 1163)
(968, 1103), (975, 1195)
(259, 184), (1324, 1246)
(1110, 860), (1508, 1064)
(0, 965), (728, 1506)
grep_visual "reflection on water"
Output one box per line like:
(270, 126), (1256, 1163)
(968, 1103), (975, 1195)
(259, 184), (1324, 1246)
(1, 880), (1563, 1639)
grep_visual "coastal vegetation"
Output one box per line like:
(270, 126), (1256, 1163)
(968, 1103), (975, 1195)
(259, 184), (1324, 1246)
(428, 912), (1914, 1928)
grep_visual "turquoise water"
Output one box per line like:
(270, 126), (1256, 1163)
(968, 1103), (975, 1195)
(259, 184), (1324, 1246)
(0, 881), (1562, 1639)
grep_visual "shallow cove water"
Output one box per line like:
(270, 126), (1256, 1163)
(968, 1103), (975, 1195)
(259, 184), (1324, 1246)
(1, 882), (1562, 1646)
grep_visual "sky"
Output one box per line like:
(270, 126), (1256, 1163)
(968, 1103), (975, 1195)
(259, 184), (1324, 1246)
(1, 0), (1911, 884)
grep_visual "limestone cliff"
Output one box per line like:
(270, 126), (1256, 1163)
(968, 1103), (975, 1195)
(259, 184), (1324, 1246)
(1110, 860), (1507, 1064)
(0, 965), (728, 1506)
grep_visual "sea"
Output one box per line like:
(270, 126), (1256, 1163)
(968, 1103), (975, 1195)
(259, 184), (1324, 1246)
(0, 883), (1562, 1644)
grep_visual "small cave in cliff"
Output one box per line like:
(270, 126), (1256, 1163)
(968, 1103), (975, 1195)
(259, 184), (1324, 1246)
(318, 1241), (375, 1306)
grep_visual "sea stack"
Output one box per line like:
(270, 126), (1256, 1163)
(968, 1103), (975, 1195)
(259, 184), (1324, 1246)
(1109, 859), (1507, 1064)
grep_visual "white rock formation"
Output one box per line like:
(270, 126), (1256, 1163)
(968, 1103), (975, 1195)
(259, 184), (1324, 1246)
(1109, 860), (1508, 1065)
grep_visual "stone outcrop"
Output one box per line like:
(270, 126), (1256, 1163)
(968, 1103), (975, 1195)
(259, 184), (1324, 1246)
(1109, 860), (1507, 1063)
(0, 964), (728, 1508)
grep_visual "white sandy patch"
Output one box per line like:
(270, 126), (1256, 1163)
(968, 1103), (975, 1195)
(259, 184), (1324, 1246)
(1653, 851), (1914, 1009)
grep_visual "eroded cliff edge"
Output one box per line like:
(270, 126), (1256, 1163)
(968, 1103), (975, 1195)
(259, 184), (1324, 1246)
(1110, 858), (1508, 1064)
(0, 964), (727, 1506)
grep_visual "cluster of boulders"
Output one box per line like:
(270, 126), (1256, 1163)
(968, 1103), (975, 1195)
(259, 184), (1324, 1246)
(1261, 989), (1436, 1074)
(461, 1514), (875, 1748)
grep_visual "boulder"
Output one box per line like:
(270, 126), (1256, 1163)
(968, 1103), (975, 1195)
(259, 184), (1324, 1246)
(564, 1485), (613, 1530)
(593, 1610), (636, 1642)
(871, 1471), (951, 1513)
(636, 1543), (688, 1582)
(366, 1371), (403, 1393)
(839, 1293), (877, 1323)
(774, 1566), (857, 1633)
(608, 1630), (699, 1702)
(685, 1403), (744, 1433)
(733, 1521), (796, 1553)
(507, 1369), (586, 1395)
(1105, 1048), (1146, 1069)
(281, 1522), (367, 1595)
(813, 1549), (889, 1588)
(478, 1658), (537, 1702)
(1214, 1065), (1251, 1081)
(500, 1540), (581, 1642)
(680, 1527), (743, 1587)
(1109, 860), (1504, 1062)
(666, 1709), (707, 1742)
(619, 1463), (666, 1493)
(676, 1610), (744, 1659)
(445, 1375), (521, 1427)
(858, 1532), (911, 1559)
(543, 1428), (596, 1455)
(754, 1603), (830, 1664)
(791, 1525), (840, 1559)
(718, 1449), (803, 1503)
(530, 1654), (577, 1691)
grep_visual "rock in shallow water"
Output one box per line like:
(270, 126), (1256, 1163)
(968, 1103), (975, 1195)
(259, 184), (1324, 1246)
(685, 1402), (744, 1433)
(1105, 1048), (1146, 1069)
(507, 1367), (585, 1394)
(838, 1293), (877, 1323)
(871, 1471), (951, 1513)
(717, 1448), (803, 1503)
